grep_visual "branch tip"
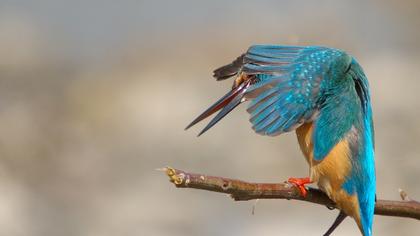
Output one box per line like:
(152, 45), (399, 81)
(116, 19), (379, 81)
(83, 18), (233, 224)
(164, 166), (184, 185)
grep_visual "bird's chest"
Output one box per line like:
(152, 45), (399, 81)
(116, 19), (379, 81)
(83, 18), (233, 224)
(295, 122), (359, 220)
(295, 122), (353, 181)
(296, 122), (315, 165)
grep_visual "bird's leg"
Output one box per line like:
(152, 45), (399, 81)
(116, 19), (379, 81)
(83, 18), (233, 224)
(287, 177), (312, 197)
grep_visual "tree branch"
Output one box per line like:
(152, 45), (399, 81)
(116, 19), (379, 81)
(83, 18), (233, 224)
(162, 167), (420, 220)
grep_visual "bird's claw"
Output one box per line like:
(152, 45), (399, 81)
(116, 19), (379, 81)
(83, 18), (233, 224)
(288, 177), (312, 197)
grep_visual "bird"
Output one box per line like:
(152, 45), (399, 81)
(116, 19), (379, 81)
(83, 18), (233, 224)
(185, 45), (376, 236)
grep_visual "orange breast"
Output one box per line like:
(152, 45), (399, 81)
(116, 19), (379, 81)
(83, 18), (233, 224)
(295, 123), (361, 225)
(296, 122), (314, 164)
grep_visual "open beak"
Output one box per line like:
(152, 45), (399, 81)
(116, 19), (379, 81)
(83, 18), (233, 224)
(185, 81), (249, 136)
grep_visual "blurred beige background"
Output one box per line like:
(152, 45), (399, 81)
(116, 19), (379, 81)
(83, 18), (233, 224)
(0, 0), (419, 235)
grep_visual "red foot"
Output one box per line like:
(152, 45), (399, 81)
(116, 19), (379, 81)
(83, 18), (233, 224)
(288, 177), (312, 197)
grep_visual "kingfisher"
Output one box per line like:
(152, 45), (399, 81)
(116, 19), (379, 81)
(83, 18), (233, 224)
(185, 45), (375, 236)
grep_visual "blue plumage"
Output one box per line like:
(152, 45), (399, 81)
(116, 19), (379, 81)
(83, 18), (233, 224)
(186, 45), (376, 236)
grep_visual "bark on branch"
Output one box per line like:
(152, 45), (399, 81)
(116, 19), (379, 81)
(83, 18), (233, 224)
(162, 167), (420, 220)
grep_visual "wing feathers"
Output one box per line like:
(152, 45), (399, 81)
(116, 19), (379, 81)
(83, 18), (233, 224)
(253, 112), (281, 133)
(247, 92), (280, 117)
(187, 45), (350, 136)
(245, 54), (294, 64)
(250, 104), (277, 124)
(242, 64), (289, 74)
